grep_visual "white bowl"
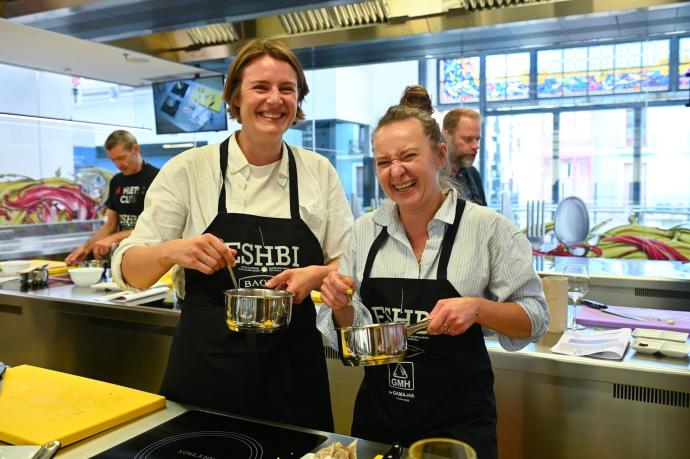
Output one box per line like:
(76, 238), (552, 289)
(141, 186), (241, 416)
(0, 260), (32, 275)
(68, 267), (104, 287)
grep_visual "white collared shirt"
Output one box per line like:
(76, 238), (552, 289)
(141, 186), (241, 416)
(111, 133), (354, 296)
(316, 188), (549, 351)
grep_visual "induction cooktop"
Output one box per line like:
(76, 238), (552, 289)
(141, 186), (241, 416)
(92, 410), (328, 459)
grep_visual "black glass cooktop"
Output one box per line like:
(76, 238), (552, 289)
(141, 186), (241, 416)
(92, 410), (328, 459)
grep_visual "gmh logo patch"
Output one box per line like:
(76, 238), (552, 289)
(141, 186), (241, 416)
(388, 362), (414, 391)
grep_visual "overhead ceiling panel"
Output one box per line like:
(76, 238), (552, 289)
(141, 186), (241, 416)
(0, 18), (217, 86)
(4, 0), (371, 41)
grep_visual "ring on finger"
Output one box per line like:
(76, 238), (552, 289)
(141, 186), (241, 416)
(441, 323), (450, 331)
(203, 255), (208, 265)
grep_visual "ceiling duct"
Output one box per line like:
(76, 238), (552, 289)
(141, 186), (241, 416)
(274, 0), (570, 35)
(278, 1), (389, 34)
(456, 0), (569, 12)
(186, 22), (239, 47)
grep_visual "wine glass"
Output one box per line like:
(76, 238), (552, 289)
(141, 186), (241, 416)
(563, 264), (589, 331)
(406, 438), (477, 459)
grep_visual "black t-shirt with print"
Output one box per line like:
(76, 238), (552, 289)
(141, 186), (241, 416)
(104, 162), (159, 231)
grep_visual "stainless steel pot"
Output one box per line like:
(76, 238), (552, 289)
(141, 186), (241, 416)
(337, 318), (430, 366)
(224, 288), (294, 333)
(19, 264), (49, 289)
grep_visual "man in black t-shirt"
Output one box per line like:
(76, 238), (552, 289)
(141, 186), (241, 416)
(66, 130), (159, 264)
(442, 108), (487, 206)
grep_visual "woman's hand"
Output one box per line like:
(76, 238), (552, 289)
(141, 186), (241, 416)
(427, 297), (481, 336)
(265, 265), (329, 304)
(319, 271), (355, 310)
(162, 234), (236, 275)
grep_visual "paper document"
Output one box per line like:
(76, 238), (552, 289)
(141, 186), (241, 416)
(551, 328), (632, 360)
(98, 286), (169, 303)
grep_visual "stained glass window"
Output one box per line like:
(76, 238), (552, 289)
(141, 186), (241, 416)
(537, 40), (669, 98)
(680, 37), (690, 90)
(562, 47), (588, 97)
(439, 57), (480, 104)
(614, 42), (642, 93)
(641, 40), (669, 92)
(537, 49), (563, 98)
(486, 52), (530, 101)
(588, 45), (614, 95)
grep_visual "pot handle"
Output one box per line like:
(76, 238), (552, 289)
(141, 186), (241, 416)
(405, 317), (431, 337)
(310, 289), (353, 305)
(335, 327), (357, 367)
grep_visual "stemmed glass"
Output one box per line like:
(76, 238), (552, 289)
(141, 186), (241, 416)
(406, 438), (477, 459)
(563, 264), (589, 331)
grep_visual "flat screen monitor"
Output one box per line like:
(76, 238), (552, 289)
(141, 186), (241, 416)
(152, 76), (228, 134)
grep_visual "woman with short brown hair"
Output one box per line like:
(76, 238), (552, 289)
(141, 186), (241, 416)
(113, 38), (353, 431)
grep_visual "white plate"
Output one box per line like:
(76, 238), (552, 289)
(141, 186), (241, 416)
(554, 196), (590, 244)
(658, 341), (690, 358)
(632, 338), (690, 358)
(633, 328), (689, 343)
(631, 338), (663, 354)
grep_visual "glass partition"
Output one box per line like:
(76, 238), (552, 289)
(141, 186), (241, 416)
(680, 37), (690, 90)
(484, 113), (553, 225)
(559, 109), (634, 224)
(641, 105), (690, 227)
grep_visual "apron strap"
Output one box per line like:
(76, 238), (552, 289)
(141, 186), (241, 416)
(363, 227), (389, 278)
(363, 197), (467, 280)
(217, 137), (231, 215)
(437, 198), (466, 280)
(286, 145), (300, 220)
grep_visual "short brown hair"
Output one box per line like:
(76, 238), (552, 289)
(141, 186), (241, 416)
(442, 108), (480, 134)
(223, 38), (309, 124)
(104, 130), (138, 151)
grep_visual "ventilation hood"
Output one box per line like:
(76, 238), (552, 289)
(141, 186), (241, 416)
(4, 0), (690, 79)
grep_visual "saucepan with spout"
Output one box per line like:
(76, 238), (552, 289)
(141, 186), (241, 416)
(336, 318), (430, 366)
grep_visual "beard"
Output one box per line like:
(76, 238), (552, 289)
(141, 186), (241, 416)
(459, 154), (475, 168)
(451, 152), (475, 173)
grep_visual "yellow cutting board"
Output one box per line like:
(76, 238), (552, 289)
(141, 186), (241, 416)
(0, 365), (165, 446)
(29, 259), (69, 276)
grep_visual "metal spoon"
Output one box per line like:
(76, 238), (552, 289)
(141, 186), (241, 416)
(218, 237), (239, 290)
(228, 265), (239, 290)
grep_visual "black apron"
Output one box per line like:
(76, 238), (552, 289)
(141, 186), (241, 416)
(160, 137), (333, 432)
(351, 199), (497, 459)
